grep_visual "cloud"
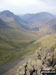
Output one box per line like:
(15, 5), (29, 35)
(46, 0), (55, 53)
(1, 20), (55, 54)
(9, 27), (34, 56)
(0, 0), (56, 14)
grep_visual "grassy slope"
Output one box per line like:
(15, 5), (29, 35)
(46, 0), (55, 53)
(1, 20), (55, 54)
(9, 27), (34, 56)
(0, 27), (39, 68)
(37, 34), (56, 47)
(24, 34), (56, 55)
(0, 30), (56, 68)
(0, 11), (56, 69)
(0, 28), (56, 67)
(0, 22), (56, 69)
(0, 14), (39, 68)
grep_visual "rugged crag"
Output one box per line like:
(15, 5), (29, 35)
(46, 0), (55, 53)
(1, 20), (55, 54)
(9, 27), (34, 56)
(18, 44), (56, 75)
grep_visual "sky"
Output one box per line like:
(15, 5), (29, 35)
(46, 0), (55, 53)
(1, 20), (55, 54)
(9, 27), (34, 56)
(0, 0), (56, 15)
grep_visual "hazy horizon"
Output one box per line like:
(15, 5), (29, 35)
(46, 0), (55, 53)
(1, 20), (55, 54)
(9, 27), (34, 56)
(0, 10), (55, 16)
(0, 0), (56, 15)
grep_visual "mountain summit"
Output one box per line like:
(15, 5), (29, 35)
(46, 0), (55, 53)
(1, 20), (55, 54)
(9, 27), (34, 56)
(0, 10), (14, 17)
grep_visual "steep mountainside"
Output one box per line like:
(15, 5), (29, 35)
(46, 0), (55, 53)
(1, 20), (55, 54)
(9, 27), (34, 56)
(46, 18), (56, 31)
(20, 12), (56, 32)
(2, 34), (56, 75)
(20, 12), (55, 24)
(0, 19), (8, 28)
(0, 10), (27, 29)
(0, 10), (38, 72)
(0, 10), (56, 75)
(1, 10), (56, 33)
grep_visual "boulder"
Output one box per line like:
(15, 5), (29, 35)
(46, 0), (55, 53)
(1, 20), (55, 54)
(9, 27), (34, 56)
(34, 59), (42, 70)
(45, 53), (54, 67)
(54, 48), (56, 60)
(19, 65), (25, 75)
(53, 65), (56, 70)
(27, 59), (36, 71)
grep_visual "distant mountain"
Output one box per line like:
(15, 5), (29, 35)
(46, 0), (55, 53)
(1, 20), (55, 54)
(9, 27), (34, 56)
(0, 10), (27, 29)
(0, 10), (38, 40)
(0, 10), (56, 33)
(0, 10), (37, 31)
(0, 11), (39, 74)
(20, 12), (55, 24)
(1, 11), (56, 32)
(0, 10), (14, 17)
(0, 18), (9, 28)
(20, 12), (56, 32)
(20, 14), (34, 22)
(46, 18), (56, 32)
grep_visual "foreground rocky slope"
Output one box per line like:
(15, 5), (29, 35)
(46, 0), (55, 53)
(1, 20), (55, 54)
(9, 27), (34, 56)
(17, 43), (56, 75)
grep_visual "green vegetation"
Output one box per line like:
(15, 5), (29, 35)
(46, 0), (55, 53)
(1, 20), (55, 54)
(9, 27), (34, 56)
(0, 28), (56, 69)
(51, 44), (56, 52)
(24, 42), (41, 55)
(0, 11), (56, 74)
(0, 28), (39, 68)
(37, 34), (56, 47)
(0, 33), (56, 68)
(0, 37), (34, 67)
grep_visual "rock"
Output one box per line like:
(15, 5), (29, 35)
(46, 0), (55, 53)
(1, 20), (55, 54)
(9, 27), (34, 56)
(53, 65), (56, 70)
(36, 48), (42, 57)
(34, 59), (42, 70)
(27, 59), (42, 75)
(17, 45), (56, 75)
(40, 47), (48, 61)
(54, 48), (56, 61)
(37, 69), (42, 75)
(45, 53), (54, 67)
(19, 65), (25, 75)
(27, 59), (36, 71)
(36, 47), (42, 54)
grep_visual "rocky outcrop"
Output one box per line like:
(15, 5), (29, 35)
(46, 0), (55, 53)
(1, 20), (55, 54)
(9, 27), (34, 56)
(17, 45), (56, 75)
